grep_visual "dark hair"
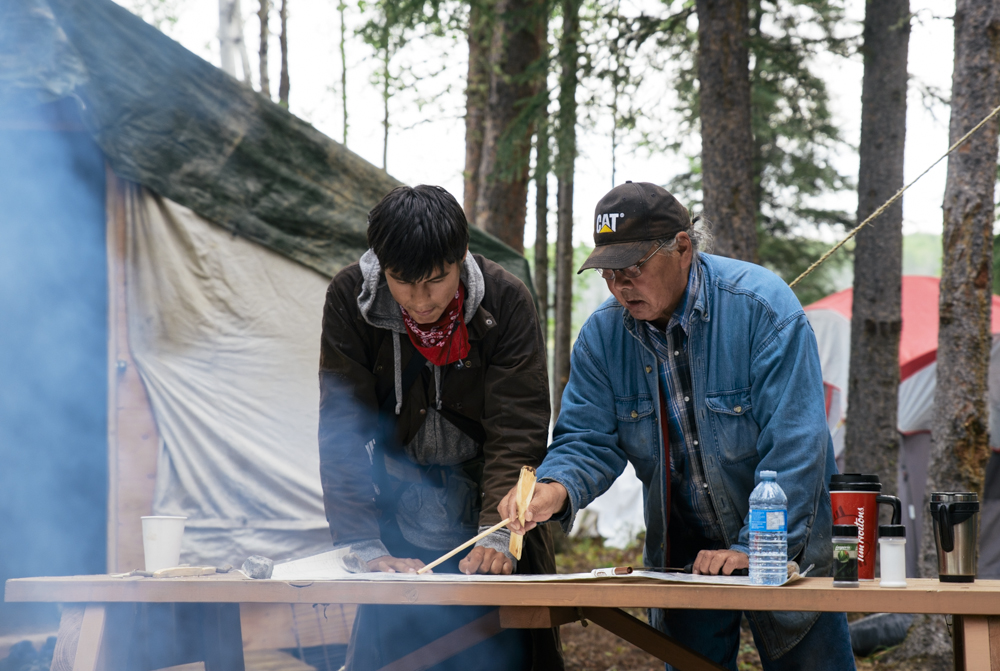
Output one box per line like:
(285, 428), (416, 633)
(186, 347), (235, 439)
(367, 185), (469, 282)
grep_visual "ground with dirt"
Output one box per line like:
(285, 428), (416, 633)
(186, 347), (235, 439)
(553, 531), (889, 671)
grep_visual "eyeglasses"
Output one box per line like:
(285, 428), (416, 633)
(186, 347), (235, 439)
(595, 240), (668, 281)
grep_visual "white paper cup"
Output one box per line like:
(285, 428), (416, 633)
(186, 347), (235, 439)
(141, 516), (187, 572)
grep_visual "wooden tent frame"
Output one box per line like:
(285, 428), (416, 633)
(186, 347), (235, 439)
(104, 170), (354, 650)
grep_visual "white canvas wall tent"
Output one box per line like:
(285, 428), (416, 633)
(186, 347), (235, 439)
(1, 0), (539, 575)
(804, 277), (1000, 578)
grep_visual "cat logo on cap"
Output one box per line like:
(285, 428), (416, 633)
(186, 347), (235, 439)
(595, 212), (626, 234)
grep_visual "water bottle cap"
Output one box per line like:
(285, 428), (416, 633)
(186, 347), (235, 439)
(879, 524), (906, 537)
(760, 470), (777, 480)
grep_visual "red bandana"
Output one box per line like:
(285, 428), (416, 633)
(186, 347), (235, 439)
(400, 283), (471, 366)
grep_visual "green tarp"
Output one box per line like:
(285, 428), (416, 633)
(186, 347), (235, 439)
(1, 0), (535, 288)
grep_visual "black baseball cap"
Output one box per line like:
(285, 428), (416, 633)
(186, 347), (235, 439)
(578, 181), (691, 274)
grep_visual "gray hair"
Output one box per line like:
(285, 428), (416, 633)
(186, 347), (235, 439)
(657, 216), (714, 258)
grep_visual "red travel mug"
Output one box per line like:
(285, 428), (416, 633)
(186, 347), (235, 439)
(829, 474), (900, 580)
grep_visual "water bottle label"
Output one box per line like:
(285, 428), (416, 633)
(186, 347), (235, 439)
(750, 509), (786, 532)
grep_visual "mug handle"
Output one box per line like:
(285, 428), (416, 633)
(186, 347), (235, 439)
(938, 503), (955, 553)
(876, 495), (902, 526)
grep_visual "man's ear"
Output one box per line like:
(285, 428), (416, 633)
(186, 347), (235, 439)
(676, 232), (693, 257)
(460, 246), (469, 263)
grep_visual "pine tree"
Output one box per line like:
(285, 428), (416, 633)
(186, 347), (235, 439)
(638, 0), (854, 304)
(534, 37), (552, 342)
(889, 3), (1000, 666)
(843, 0), (909, 496)
(553, 0), (581, 420)
(464, 0), (491, 218)
(472, 0), (547, 253)
(695, 0), (756, 262)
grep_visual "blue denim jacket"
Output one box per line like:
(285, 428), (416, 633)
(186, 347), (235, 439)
(538, 253), (837, 658)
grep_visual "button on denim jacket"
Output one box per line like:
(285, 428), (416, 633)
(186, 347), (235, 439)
(538, 253), (838, 658)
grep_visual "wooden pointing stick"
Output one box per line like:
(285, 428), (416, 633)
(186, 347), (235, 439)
(508, 465), (536, 561)
(416, 466), (536, 575)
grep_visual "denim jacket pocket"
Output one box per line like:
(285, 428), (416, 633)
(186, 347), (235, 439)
(615, 395), (657, 463)
(705, 389), (759, 464)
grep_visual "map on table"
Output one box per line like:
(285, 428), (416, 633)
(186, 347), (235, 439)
(269, 550), (807, 586)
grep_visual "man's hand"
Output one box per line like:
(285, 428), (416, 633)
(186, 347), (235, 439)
(458, 547), (514, 575)
(500, 481), (568, 534)
(691, 549), (749, 576)
(367, 555), (426, 573)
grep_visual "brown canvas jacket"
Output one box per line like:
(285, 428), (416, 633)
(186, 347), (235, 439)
(318, 253), (551, 550)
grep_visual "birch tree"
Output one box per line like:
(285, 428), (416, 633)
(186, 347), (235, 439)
(258, 0), (270, 98)
(843, 0), (910, 494)
(339, 0), (348, 145)
(278, 0), (290, 107)
(219, 0), (252, 84)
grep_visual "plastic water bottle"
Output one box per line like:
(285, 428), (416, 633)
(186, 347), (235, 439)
(749, 470), (788, 585)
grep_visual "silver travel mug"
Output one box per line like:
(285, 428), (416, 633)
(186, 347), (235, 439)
(929, 492), (980, 583)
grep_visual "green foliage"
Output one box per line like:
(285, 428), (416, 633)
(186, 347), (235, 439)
(553, 527), (645, 574)
(595, 0), (856, 302)
(535, 242), (612, 342)
(903, 233), (942, 278)
(994, 234), (1000, 295)
(759, 233), (852, 306)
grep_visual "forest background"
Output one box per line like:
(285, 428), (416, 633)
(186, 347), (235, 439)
(113, 1), (1000, 668)
(125, 0), (959, 322)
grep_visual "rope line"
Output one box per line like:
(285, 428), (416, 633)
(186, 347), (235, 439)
(788, 101), (1000, 288)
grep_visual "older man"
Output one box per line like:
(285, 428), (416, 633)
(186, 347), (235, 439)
(502, 182), (854, 670)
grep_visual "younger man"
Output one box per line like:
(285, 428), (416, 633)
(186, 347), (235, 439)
(319, 185), (560, 670)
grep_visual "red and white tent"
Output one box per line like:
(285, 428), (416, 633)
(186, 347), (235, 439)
(805, 276), (1000, 577)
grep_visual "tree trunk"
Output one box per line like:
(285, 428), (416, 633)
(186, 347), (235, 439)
(381, 35), (390, 171)
(258, 0), (270, 98)
(278, 0), (289, 107)
(473, 0), (544, 253)
(219, 0), (239, 77)
(695, 0), (756, 262)
(339, 0), (347, 145)
(535, 110), (550, 343)
(464, 1), (490, 221)
(552, 0), (580, 421)
(892, 3), (1000, 669)
(926, 0), (1000, 568)
(235, 0), (252, 85)
(843, 0), (909, 498)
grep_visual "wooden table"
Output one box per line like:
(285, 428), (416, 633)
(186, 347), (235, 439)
(8, 573), (1000, 671)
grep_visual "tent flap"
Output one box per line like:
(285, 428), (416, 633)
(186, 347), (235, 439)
(126, 184), (332, 565)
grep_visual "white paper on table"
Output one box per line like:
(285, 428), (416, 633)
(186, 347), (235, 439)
(269, 567), (805, 586)
(270, 548), (364, 580)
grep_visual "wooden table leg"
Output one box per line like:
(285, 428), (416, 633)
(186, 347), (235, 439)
(498, 606), (726, 671)
(954, 615), (1000, 671)
(201, 604), (245, 671)
(49, 603), (136, 671)
(128, 603), (245, 671)
(51, 605), (85, 671)
(581, 608), (726, 671)
(376, 609), (503, 671)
